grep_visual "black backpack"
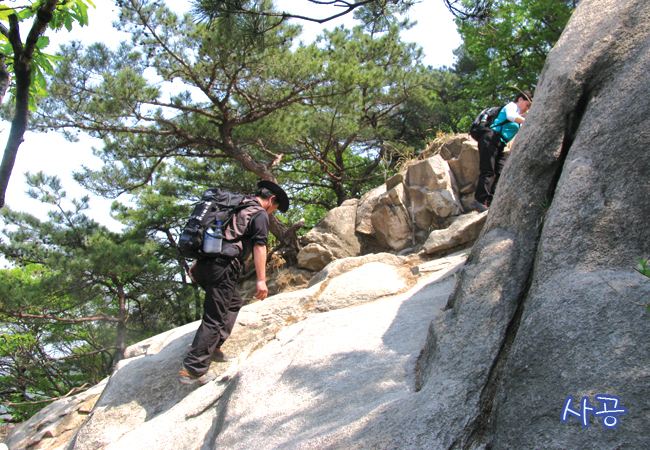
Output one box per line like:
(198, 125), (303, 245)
(177, 188), (257, 260)
(469, 106), (504, 141)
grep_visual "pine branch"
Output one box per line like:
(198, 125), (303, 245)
(2, 383), (90, 407)
(2, 309), (120, 323)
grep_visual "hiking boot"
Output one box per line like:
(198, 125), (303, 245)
(209, 348), (230, 363)
(469, 200), (489, 213)
(179, 367), (216, 385)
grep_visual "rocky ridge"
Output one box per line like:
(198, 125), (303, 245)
(297, 134), (488, 272)
(3, 251), (469, 450)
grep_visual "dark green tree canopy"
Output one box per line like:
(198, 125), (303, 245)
(41, 0), (324, 192)
(38, 0), (440, 231)
(454, 0), (577, 105)
(0, 172), (201, 420)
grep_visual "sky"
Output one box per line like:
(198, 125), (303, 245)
(1, 0), (461, 234)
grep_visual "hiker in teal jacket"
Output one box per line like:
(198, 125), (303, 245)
(470, 90), (533, 212)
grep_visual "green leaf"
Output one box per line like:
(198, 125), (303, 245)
(64, 14), (73, 31)
(28, 92), (36, 110)
(77, 0), (90, 26)
(36, 36), (50, 50)
(0, 7), (17, 21)
(16, 7), (35, 21)
(33, 53), (56, 75)
(34, 65), (47, 88)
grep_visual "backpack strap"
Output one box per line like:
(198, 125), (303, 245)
(490, 106), (508, 131)
(489, 106), (512, 143)
(221, 200), (266, 261)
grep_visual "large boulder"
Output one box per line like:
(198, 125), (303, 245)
(355, 184), (386, 236)
(425, 187), (463, 218)
(447, 140), (480, 192)
(370, 183), (413, 251)
(406, 155), (453, 191)
(422, 211), (487, 255)
(296, 242), (334, 272)
(300, 199), (362, 259)
(424, 133), (466, 160)
(368, 155), (469, 252)
(310, 261), (408, 312)
(304, 151), (471, 256)
(307, 252), (405, 287)
(405, 156), (464, 233)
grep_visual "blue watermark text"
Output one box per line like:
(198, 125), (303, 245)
(561, 395), (626, 429)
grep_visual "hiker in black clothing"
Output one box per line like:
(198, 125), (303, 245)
(179, 180), (289, 385)
(470, 90), (533, 213)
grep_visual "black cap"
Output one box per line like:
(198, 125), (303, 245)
(257, 180), (290, 213)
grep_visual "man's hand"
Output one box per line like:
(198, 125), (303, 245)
(254, 280), (269, 300)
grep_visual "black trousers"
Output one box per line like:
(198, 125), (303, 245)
(183, 258), (243, 375)
(475, 130), (506, 206)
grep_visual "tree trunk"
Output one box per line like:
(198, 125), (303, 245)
(113, 278), (127, 364)
(268, 214), (304, 263)
(0, 1), (59, 207)
(0, 18), (30, 208)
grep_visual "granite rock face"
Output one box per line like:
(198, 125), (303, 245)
(407, 0), (650, 447)
(370, 183), (413, 251)
(355, 184), (386, 236)
(288, 0), (650, 447)
(1, 380), (107, 450)
(447, 140), (480, 191)
(4, 252), (467, 450)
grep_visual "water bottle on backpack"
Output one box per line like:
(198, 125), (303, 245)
(202, 221), (224, 254)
